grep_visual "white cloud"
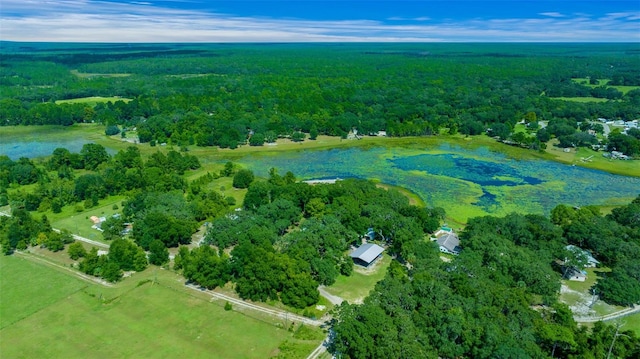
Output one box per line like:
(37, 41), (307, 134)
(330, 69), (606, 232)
(1, 0), (639, 42)
(539, 12), (565, 18)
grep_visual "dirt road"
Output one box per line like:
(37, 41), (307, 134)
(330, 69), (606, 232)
(185, 283), (323, 327)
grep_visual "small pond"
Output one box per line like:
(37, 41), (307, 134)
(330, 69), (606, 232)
(236, 144), (640, 223)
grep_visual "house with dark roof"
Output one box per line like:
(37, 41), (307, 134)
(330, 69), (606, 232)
(350, 243), (384, 267)
(436, 233), (461, 255)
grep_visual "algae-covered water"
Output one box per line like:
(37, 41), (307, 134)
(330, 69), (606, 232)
(237, 144), (640, 223)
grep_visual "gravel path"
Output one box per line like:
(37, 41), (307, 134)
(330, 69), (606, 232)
(185, 283), (323, 327)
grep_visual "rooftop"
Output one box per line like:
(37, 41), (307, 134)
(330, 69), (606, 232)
(350, 243), (384, 264)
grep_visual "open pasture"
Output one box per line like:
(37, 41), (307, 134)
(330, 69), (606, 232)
(0, 256), (322, 358)
(55, 96), (132, 106)
(0, 255), (87, 329)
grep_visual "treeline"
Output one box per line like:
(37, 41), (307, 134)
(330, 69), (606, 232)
(171, 172), (444, 309)
(0, 210), (73, 254)
(328, 196), (640, 358)
(2, 44), (639, 153)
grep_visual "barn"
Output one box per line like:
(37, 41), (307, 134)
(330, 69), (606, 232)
(350, 243), (384, 267)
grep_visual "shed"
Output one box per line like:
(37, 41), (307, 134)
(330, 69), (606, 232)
(350, 243), (384, 267)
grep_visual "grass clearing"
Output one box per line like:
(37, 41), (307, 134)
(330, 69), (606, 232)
(571, 78), (640, 95)
(560, 267), (627, 318)
(324, 254), (391, 304)
(70, 69), (131, 78)
(551, 97), (612, 103)
(0, 256), (323, 358)
(564, 267), (606, 293)
(50, 195), (127, 243)
(55, 96), (132, 106)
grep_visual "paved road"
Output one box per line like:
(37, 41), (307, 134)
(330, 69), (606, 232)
(185, 283), (323, 327)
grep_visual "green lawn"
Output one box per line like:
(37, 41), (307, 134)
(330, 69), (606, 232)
(0, 255), (323, 359)
(324, 254), (391, 303)
(564, 267), (607, 293)
(50, 195), (127, 242)
(0, 255), (87, 329)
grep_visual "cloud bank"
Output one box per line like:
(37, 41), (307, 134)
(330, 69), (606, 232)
(1, 0), (639, 42)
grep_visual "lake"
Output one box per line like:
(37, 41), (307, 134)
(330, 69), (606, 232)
(236, 144), (640, 224)
(1, 138), (97, 160)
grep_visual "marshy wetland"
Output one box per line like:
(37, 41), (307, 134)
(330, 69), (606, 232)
(237, 142), (640, 224)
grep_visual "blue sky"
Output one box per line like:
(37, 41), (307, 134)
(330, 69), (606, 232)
(1, 1), (639, 42)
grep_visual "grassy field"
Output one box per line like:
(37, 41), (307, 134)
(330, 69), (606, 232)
(571, 78), (640, 95)
(551, 97), (612, 103)
(324, 254), (391, 304)
(0, 255), (87, 329)
(55, 96), (132, 106)
(0, 254), (324, 359)
(70, 69), (131, 78)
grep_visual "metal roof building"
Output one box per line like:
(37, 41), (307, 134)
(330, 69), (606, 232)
(350, 243), (384, 267)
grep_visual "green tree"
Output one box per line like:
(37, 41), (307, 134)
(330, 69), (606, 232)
(80, 143), (110, 171)
(68, 241), (87, 260)
(101, 215), (125, 240)
(291, 131), (306, 142)
(222, 161), (235, 177)
(232, 169), (255, 189)
(149, 239), (169, 266)
(133, 248), (148, 271)
(309, 125), (319, 140)
(249, 133), (265, 146)
(102, 260), (123, 282)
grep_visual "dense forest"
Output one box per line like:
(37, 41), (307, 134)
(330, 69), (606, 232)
(1, 42), (639, 155)
(328, 196), (640, 358)
(2, 43), (640, 357)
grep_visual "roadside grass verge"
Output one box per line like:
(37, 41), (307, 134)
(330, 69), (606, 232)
(0, 255), (86, 329)
(324, 254), (391, 304)
(0, 257), (322, 359)
(617, 312), (640, 336)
